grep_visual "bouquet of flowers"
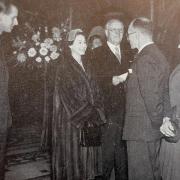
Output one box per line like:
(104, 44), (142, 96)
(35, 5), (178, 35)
(11, 20), (70, 148)
(12, 20), (69, 68)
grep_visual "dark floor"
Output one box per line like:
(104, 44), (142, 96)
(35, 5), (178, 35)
(4, 125), (115, 180)
(5, 126), (51, 180)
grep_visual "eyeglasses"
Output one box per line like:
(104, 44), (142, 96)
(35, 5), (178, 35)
(126, 32), (136, 38)
(107, 28), (124, 33)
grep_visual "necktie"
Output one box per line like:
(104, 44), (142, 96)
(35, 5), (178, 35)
(114, 47), (121, 63)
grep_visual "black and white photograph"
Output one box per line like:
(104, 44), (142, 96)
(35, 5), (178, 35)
(0, 0), (180, 179)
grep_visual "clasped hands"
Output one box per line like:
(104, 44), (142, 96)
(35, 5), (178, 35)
(112, 72), (128, 86)
(160, 117), (175, 137)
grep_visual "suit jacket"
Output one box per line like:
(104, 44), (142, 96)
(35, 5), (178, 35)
(123, 44), (172, 141)
(169, 63), (180, 114)
(0, 47), (11, 133)
(169, 64), (180, 107)
(92, 43), (129, 125)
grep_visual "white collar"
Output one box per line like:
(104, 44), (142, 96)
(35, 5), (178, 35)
(107, 41), (120, 54)
(138, 42), (154, 53)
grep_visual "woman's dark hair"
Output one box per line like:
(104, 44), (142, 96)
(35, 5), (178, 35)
(89, 35), (102, 43)
(89, 35), (102, 42)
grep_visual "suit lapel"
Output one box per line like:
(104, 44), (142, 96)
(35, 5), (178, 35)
(104, 44), (122, 64)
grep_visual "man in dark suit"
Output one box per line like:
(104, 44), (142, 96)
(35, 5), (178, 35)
(0, 2), (18, 179)
(123, 17), (172, 180)
(92, 17), (129, 180)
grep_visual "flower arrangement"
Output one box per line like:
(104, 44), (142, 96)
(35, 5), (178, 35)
(12, 20), (69, 68)
(11, 19), (70, 149)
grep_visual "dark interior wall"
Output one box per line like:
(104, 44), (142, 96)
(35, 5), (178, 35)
(14, 0), (152, 31)
(68, 0), (152, 31)
(154, 0), (180, 69)
(14, 0), (69, 26)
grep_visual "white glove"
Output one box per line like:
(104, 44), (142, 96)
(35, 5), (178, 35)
(160, 117), (175, 137)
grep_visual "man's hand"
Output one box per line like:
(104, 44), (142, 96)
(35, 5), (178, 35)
(112, 72), (128, 86)
(112, 76), (122, 86)
(160, 117), (175, 137)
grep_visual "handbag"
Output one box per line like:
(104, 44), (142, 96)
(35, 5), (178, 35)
(79, 121), (102, 147)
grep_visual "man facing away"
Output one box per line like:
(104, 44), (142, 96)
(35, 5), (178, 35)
(92, 17), (129, 180)
(123, 17), (171, 180)
(0, 1), (18, 179)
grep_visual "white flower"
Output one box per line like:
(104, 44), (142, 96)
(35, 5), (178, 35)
(50, 52), (60, 60)
(44, 38), (53, 49)
(31, 33), (40, 42)
(13, 51), (17, 55)
(35, 42), (40, 46)
(45, 26), (48, 33)
(45, 43), (51, 49)
(49, 45), (57, 52)
(40, 43), (47, 48)
(52, 27), (61, 42)
(17, 53), (27, 62)
(44, 38), (53, 45)
(39, 47), (48, 56)
(52, 27), (60, 35)
(45, 56), (50, 62)
(35, 57), (42, 63)
(53, 36), (61, 42)
(28, 48), (37, 57)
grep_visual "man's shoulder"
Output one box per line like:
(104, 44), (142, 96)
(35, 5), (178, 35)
(141, 44), (167, 63)
(138, 44), (170, 74)
(146, 44), (165, 58)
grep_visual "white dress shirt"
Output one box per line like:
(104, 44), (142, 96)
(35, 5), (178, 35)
(107, 41), (121, 61)
(138, 42), (154, 53)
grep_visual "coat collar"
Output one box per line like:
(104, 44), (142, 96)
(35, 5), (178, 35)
(103, 43), (125, 60)
(134, 43), (156, 61)
(65, 50), (92, 82)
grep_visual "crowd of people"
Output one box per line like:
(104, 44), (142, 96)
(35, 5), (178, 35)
(51, 13), (180, 180)
(0, 1), (180, 180)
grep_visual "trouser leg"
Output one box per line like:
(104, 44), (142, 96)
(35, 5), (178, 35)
(127, 140), (161, 180)
(101, 124), (115, 180)
(114, 140), (128, 180)
(0, 132), (7, 180)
